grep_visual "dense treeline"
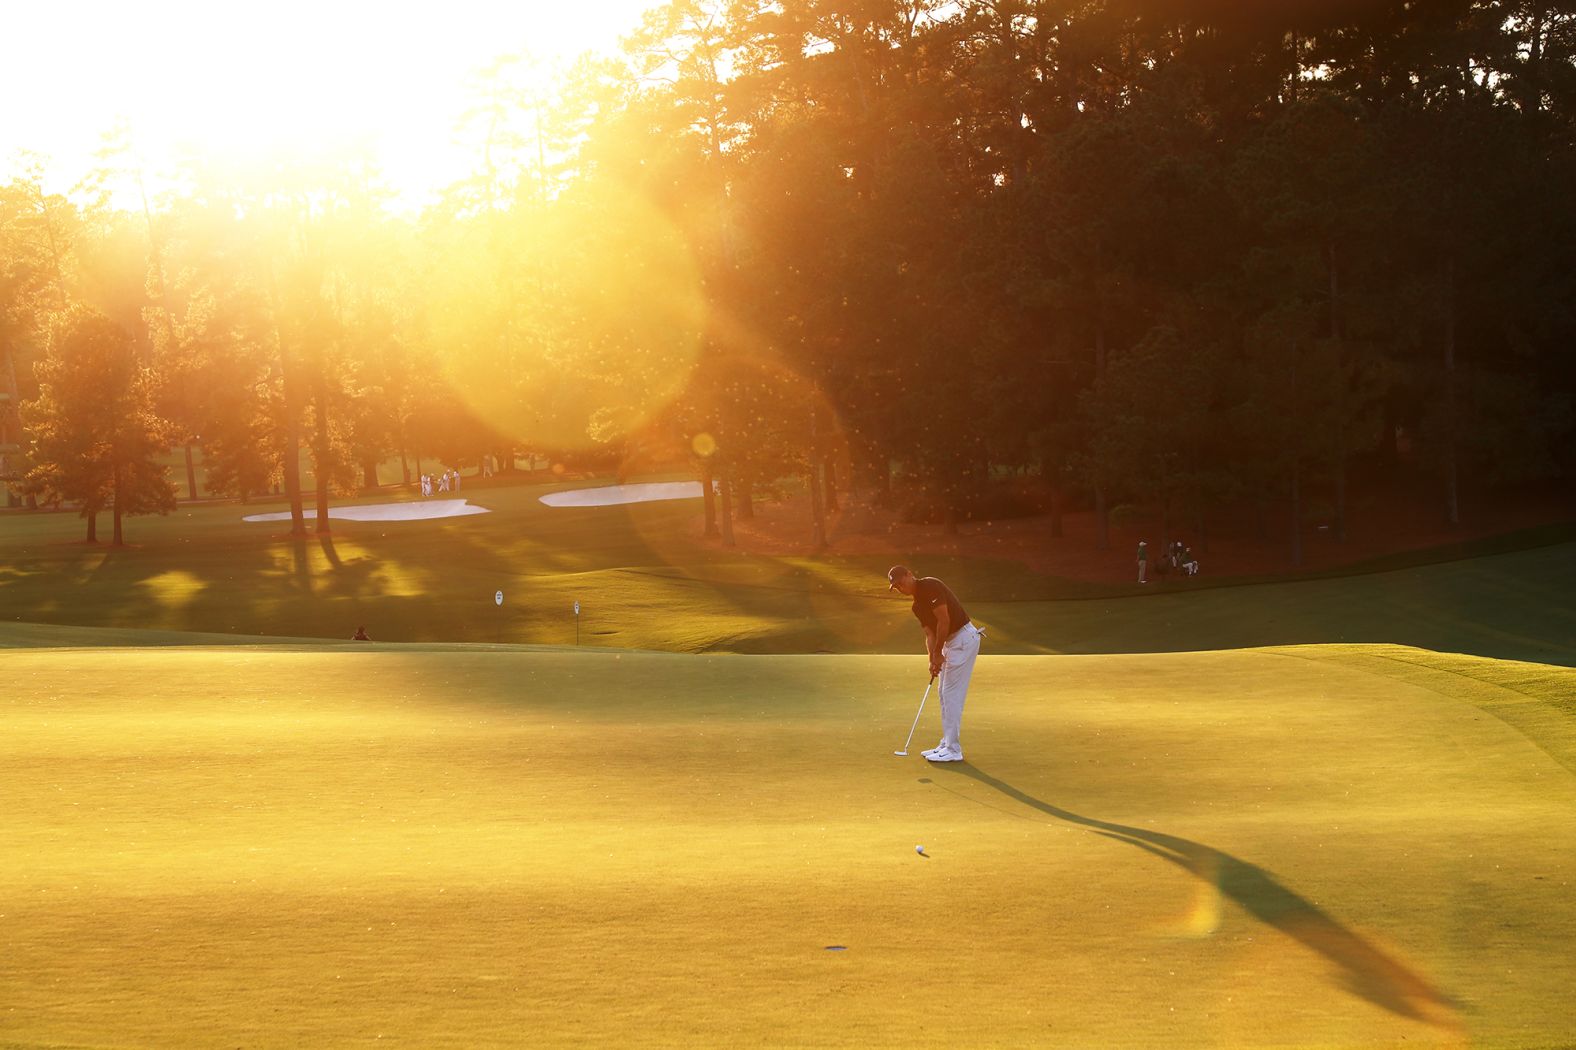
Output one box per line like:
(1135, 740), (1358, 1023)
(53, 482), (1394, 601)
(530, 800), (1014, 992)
(2, 1), (1572, 558)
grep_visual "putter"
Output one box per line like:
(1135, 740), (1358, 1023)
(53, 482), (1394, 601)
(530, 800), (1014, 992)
(893, 675), (937, 757)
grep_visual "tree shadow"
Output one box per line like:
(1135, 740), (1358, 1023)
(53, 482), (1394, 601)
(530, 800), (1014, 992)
(931, 764), (1461, 1027)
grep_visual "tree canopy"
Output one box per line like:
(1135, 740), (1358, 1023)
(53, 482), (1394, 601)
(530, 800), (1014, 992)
(4, 0), (1572, 553)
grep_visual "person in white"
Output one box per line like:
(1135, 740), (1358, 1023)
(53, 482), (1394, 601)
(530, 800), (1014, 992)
(887, 565), (983, 762)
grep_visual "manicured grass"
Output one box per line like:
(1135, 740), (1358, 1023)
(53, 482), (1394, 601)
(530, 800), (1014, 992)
(3, 642), (1573, 1048)
(2, 474), (1574, 664)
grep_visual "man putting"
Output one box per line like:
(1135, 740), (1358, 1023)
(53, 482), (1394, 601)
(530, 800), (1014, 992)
(888, 565), (983, 762)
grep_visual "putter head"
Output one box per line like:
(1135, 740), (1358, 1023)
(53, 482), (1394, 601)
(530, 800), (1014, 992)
(893, 749), (908, 757)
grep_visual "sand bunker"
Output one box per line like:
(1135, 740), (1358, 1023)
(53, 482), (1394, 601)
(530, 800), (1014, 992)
(540, 482), (705, 508)
(243, 499), (490, 523)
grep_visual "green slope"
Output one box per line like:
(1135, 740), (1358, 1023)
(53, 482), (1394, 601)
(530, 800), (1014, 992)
(4, 643), (1573, 1048)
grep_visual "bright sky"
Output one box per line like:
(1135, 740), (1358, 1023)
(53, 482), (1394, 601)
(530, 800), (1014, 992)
(1, 0), (658, 208)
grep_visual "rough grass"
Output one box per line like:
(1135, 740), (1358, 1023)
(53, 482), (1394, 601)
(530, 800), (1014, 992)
(4, 642), (1574, 1048)
(2, 475), (1574, 664)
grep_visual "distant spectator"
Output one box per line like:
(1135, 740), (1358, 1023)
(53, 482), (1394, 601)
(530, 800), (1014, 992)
(1137, 540), (1148, 584)
(1183, 548), (1200, 576)
(452, 469), (461, 493)
(352, 625), (370, 641)
(438, 470), (450, 493)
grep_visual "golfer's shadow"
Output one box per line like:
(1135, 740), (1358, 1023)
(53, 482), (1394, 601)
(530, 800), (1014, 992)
(926, 765), (1460, 1026)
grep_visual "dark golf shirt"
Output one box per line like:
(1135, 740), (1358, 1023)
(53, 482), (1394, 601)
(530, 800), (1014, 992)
(911, 577), (970, 641)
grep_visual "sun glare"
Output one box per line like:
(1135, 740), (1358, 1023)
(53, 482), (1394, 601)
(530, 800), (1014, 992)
(3, 0), (656, 206)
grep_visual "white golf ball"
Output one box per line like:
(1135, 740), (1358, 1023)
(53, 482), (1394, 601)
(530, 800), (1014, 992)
(915, 845), (925, 854)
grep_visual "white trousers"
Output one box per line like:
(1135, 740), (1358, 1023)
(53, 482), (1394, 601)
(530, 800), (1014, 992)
(938, 622), (983, 751)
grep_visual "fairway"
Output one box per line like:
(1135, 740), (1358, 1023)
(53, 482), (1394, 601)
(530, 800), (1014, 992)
(3, 476), (1574, 665)
(5, 642), (1573, 1048)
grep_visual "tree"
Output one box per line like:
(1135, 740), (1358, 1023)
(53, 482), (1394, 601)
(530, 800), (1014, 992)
(0, 176), (62, 506)
(23, 310), (175, 543)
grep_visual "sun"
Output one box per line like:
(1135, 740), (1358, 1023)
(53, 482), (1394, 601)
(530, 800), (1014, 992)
(2, 0), (658, 206)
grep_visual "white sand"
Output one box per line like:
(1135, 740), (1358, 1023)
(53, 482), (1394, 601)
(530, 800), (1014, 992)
(539, 481), (705, 508)
(242, 499), (490, 523)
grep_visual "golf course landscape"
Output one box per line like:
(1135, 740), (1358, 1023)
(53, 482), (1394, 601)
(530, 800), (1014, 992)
(8, 1), (1576, 1044)
(5, 476), (1575, 1048)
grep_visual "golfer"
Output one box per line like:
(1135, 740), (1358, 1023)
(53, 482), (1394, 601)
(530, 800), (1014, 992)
(887, 565), (982, 762)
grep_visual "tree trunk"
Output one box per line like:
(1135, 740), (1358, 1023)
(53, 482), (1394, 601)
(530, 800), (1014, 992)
(1334, 461), (1348, 543)
(736, 474), (755, 519)
(1159, 496), (1170, 562)
(1194, 482), (1207, 553)
(283, 390), (306, 535)
(1328, 239), (1348, 544)
(1288, 28), (1300, 101)
(1093, 257), (1110, 554)
(700, 460), (719, 537)
(1289, 460), (1303, 566)
(86, 510), (97, 543)
(363, 456), (380, 490)
(315, 471), (330, 533)
(1095, 484), (1109, 550)
(112, 462), (125, 546)
(809, 463), (827, 549)
(1328, 238), (1341, 342)
(1443, 256), (1460, 528)
(313, 374), (331, 535)
(1094, 244), (1109, 377)
(401, 450), (410, 486)
(823, 455), (838, 514)
(718, 462), (736, 547)
(184, 443), (198, 500)
(1525, 6), (1546, 115)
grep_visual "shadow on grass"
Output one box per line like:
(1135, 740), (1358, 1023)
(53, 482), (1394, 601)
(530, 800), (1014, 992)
(931, 764), (1461, 1027)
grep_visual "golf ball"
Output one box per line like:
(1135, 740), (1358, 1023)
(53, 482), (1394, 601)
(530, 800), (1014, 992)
(915, 845), (925, 854)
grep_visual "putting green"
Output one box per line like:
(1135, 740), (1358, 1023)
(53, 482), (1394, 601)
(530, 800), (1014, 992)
(4, 642), (1573, 1047)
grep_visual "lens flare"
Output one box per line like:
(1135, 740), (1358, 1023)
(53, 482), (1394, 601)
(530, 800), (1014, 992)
(437, 181), (705, 456)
